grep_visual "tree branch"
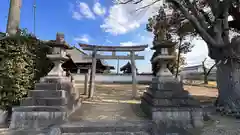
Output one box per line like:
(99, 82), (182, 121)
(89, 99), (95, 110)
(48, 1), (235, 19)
(184, 0), (209, 30)
(116, 0), (143, 4)
(199, 9), (213, 25)
(168, 0), (218, 47)
(207, 0), (219, 17)
(206, 63), (216, 76)
(221, 1), (232, 44)
(135, 0), (161, 12)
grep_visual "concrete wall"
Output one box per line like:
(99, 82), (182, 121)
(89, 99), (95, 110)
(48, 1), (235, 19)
(181, 72), (216, 81)
(72, 74), (153, 84)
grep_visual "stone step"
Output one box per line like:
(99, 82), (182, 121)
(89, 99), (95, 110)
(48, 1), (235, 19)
(28, 90), (67, 98)
(12, 106), (67, 112)
(21, 97), (67, 106)
(61, 132), (151, 135)
(35, 83), (61, 90)
(10, 111), (67, 129)
(53, 120), (157, 135)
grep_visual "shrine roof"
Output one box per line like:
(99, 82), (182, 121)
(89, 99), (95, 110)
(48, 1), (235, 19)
(120, 61), (138, 71)
(66, 47), (114, 69)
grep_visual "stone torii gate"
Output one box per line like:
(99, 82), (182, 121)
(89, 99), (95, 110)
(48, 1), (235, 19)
(79, 43), (148, 98)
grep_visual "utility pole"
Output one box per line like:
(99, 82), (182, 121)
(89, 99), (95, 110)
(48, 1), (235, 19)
(33, 0), (36, 35)
(6, 0), (22, 36)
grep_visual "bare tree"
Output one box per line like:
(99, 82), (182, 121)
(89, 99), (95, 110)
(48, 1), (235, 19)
(202, 58), (216, 84)
(117, 0), (240, 115)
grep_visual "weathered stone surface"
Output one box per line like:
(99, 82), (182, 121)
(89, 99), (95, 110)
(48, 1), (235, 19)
(35, 83), (62, 90)
(40, 76), (71, 83)
(142, 92), (200, 107)
(28, 90), (67, 98)
(151, 77), (183, 91)
(35, 82), (73, 92)
(51, 120), (157, 135)
(9, 33), (80, 132)
(21, 97), (67, 106)
(10, 111), (66, 129)
(146, 88), (190, 99)
(12, 106), (67, 112)
(61, 132), (151, 135)
(140, 75), (204, 129)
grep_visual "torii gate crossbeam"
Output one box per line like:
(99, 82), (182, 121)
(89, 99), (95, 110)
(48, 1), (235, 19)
(79, 43), (148, 99)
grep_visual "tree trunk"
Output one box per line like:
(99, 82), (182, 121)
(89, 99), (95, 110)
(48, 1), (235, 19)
(203, 74), (208, 84)
(175, 50), (181, 78)
(216, 61), (240, 116)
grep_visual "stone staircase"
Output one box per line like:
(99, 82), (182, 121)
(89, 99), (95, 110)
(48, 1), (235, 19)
(49, 120), (158, 135)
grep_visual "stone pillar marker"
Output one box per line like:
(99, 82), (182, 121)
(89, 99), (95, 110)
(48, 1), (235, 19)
(140, 40), (204, 133)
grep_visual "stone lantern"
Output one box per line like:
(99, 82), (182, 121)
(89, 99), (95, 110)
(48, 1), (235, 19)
(47, 33), (69, 76)
(141, 40), (204, 133)
(151, 40), (175, 77)
(40, 33), (71, 83)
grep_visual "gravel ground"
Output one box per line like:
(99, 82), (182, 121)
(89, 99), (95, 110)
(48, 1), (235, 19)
(200, 114), (240, 135)
(1, 84), (239, 135)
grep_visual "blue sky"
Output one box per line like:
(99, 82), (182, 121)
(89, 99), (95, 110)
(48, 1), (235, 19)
(0, 0), (214, 73)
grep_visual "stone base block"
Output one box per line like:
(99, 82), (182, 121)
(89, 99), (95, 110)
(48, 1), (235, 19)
(151, 77), (184, 91)
(40, 76), (71, 83)
(35, 83), (61, 90)
(146, 88), (190, 99)
(12, 106), (67, 112)
(142, 92), (200, 107)
(141, 99), (203, 128)
(21, 97), (67, 106)
(35, 82), (73, 93)
(28, 90), (67, 98)
(9, 111), (67, 129)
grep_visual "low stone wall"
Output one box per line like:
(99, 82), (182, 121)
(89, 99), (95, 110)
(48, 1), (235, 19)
(73, 74), (153, 84)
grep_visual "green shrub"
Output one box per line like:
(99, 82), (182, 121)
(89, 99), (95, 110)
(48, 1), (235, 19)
(0, 29), (52, 110)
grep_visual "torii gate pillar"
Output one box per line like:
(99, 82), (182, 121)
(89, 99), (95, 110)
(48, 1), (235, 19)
(130, 51), (137, 98)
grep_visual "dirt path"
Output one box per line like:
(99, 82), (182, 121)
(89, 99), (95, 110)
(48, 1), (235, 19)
(68, 84), (147, 122)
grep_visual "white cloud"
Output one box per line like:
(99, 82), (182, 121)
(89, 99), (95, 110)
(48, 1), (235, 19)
(184, 39), (215, 68)
(72, 11), (82, 20)
(93, 2), (106, 16)
(74, 34), (90, 43)
(101, 0), (162, 35)
(106, 39), (112, 43)
(78, 2), (95, 19)
(70, 1), (95, 20)
(120, 41), (138, 46)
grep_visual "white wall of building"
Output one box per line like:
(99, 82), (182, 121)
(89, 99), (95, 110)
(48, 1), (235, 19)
(73, 74), (153, 84)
